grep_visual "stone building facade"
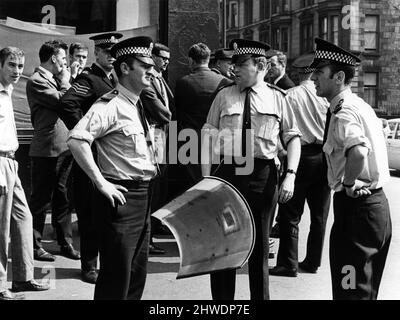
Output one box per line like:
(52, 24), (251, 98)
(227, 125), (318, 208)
(223, 0), (400, 116)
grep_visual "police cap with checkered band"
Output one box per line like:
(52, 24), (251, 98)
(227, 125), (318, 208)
(310, 38), (361, 69)
(292, 52), (316, 74)
(89, 32), (123, 49)
(229, 39), (271, 63)
(110, 36), (155, 66)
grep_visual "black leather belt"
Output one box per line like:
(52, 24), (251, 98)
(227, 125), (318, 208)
(0, 151), (15, 160)
(107, 178), (151, 189)
(301, 144), (323, 151)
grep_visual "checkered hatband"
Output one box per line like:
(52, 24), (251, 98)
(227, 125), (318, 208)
(93, 37), (117, 46)
(233, 45), (266, 57)
(302, 67), (316, 74)
(115, 46), (152, 59)
(315, 50), (357, 65)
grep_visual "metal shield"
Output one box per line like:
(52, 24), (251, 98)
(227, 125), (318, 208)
(152, 176), (255, 279)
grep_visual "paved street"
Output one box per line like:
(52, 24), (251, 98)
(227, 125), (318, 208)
(9, 171), (400, 300)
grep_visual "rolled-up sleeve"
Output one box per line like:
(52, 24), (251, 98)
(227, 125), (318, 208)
(280, 96), (302, 146)
(67, 103), (112, 145)
(335, 109), (371, 155)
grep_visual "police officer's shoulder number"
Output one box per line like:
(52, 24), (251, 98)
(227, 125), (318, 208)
(100, 90), (118, 102)
(266, 82), (287, 96)
(333, 99), (344, 114)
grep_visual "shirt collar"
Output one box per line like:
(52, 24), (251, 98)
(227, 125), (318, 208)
(0, 82), (13, 95)
(153, 70), (162, 78)
(38, 66), (55, 80)
(330, 87), (352, 111)
(240, 80), (265, 95)
(300, 79), (313, 87)
(116, 83), (139, 105)
(273, 73), (285, 85)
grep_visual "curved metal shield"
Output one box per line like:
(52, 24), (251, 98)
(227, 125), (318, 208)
(152, 176), (255, 279)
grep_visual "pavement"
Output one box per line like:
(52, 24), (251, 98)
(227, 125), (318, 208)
(7, 171), (400, 300)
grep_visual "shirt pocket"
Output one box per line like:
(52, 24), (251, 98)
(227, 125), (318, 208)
(253, 104), (280, 145)
(121, 125), (148, 159)
(219, 104), (242, 130)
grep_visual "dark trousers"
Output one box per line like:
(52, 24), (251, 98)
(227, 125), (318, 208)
(210, 159), (278, 300)
(93, 179), (152, 300)
(72, 162), (98, 271)
(29, 152), (73, 249)
(150, 163), (168, 234)
(276, 146), (331, 269)
(330, 189), (391, 300)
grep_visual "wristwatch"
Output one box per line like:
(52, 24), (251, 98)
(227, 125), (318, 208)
(286, 169), (296, 175)
(342, 181), (355, 188)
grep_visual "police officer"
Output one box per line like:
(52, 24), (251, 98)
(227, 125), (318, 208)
(210, 48), (234, 79)
(58, 32), (122, 284)
(270, 53), (331, 277)
(67, 36), (157, 300)
(201, 39), (301, 300)
(310, 38), (392, 299)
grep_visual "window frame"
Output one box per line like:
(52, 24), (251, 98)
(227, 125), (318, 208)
(363, 71), (379, 109)
(364, 14), (380, 52)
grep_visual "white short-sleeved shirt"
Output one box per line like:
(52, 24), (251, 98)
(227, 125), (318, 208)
(323, 88), (390, 191)
(68, 84), (157, 181)
(286, 80), (329, 146)
(203, 82), (301, 160)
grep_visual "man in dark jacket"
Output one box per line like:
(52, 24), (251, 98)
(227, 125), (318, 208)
(140, 43), (175, 254)
(58, 32), (122, 284)
(27, 40), (80, 264)
(175, 43), (232, 184)
(267, 50), (295, 90)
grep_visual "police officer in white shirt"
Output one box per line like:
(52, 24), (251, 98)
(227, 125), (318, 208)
(270, 53), (331, 277)
(310, 38), (392, 300)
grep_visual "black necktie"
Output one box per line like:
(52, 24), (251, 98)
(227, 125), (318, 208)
(323, 108), (332, 144)
(137, 100), (151, 146)
(137, 99), (160, 175)
(109, 74), (116, 87)
(322, 108), (332, 176)
(241, 88), (252, 157)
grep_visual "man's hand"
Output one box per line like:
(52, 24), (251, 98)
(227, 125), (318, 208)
(57, 66), (71, 83)
(70, 61), (82, 79)
(0, 171), (8, 196)
(278, 173), (296, 203)
(96, 179), (128, 207)
(344, 179), (372, 198)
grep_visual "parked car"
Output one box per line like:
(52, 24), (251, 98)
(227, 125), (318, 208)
(386, 118), (400, 171)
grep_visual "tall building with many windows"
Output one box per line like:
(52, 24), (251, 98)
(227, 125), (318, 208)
(223, 0), (400, 116)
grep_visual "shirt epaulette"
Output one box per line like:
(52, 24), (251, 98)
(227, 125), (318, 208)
(333, 99), (344, 114)
(100, 90), (118, 102)
(266, 82), (287, 96)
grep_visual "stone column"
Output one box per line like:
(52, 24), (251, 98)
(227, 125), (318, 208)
(167, 0), (220, 90)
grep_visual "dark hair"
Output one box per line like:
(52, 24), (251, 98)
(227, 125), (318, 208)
(69, 42), (89, 56)
(152, 43), (170, 56)
(328, 64), (355, 85)
(113, 56), (136, 77)
(0, 46), (25, 67)
(39, 40), (68, 63)
(188, 43), (210, 64)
